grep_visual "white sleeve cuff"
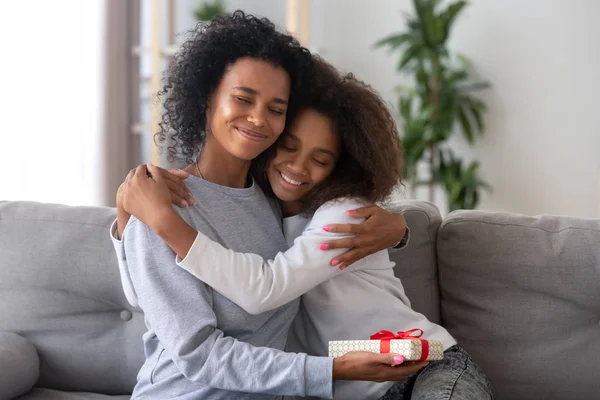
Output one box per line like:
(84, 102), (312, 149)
(175, 231), (202, 265)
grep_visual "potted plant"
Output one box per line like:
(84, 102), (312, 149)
(376, 0), (490, 211)
(194, 0), (227, 22)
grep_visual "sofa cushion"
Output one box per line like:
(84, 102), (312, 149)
(0, 201), (145, 395)
(437, 210), (600, 400)
(0, 332), (39, 399)
(17, 388), (130, 399)
(388, 200), (442, 324)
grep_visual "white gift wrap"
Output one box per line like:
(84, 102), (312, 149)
(328, 339), (444, 361)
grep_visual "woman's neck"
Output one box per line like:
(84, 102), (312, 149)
(185, 135), (251, 188)
(281, 200), (304, 218)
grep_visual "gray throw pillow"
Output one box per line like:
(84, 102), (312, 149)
(0, 332), (39, 399)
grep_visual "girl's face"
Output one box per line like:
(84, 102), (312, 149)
(267, 109), (340, 204)
(206, 57), (291, 161)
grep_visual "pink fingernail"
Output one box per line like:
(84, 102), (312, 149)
(320, 243), (329, 250)
(182, 200), (189, 207)
(339, 265), (346, 271)
(323, 225), (330, 232)
(348, 209), (356, 214)
(331, 259), (339, 266)
(393, 355), (404, 365)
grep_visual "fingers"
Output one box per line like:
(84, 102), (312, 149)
(134, 164), (148, 179)
(169, 192), (189, 208)
(119, 169), (135, 189)
(380, 353), (427, 367)
(161, 167), (194, 205)
(146, 164), (165, 183)
(166, 180), (192, 207)
(330, 249), (365, 269)
(168, 168), (190, 180)
(321, 237), (356, 251)
(146, 164), (194, 206)
(347, 205), (379, 219)
(396, 361), (429, 374)
(324, 223), (363, 235)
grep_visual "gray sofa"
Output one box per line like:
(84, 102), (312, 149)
(1, 200), (598, 400)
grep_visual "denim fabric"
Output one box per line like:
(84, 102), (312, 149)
(378, 345), (493, 400)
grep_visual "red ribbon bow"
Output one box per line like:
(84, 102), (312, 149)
(369, 329), (429, 361)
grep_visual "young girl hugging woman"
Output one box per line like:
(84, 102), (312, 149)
(119, 56), (493, 400)
(112, 11), (427, 400)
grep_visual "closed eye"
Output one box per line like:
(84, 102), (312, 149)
(313, 159), (329, 166)
(269, 108), (285, 115)
(235, 96), (251, 103)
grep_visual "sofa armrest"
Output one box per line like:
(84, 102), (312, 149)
(0, 332), (40, 399)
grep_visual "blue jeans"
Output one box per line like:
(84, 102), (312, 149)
(378, 345), (493, 400)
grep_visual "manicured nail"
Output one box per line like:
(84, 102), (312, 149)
(393, 355), (404, 365)
(348, 209), (356, 214)
(189, 198), (195, 205)
(331, 259), (340, 266)
(339, 265), (346, 271)
(181, 200), (189, 207)
(323, 225), (330, 232)
(320, 243), (329, 250)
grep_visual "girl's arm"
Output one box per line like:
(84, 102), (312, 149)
(176, 199), (393, 315)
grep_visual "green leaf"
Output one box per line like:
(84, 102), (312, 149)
(398, 44), (423, 70)
(413, 0), (433, 41)
(456, 53), (470, 68)
(374, 33), (414, 51)
(194, 0), (226, 21)
(440, 1), (467, 42)
(469, 100), (484, 132)
(458, 106), (474, 143)
(399, 97), (413, 120)
(448, 69), (468, 84)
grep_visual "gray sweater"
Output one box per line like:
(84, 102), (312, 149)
(117, 175), (333, 399)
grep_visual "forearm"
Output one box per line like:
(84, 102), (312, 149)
(116, 206), (131, 239)
(149, 208), (198, 259)
(178, 230), (346, 314)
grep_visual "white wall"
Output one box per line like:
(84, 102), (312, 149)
(176, 0), (600, 218)
(309, 0), (600, 218)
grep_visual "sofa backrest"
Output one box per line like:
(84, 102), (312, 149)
(387, 200), (442, 324)
(437, 210), (600, 400)
(0, 201), (145, 395)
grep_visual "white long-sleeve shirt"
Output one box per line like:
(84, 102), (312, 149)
(176, 198), (457, 400)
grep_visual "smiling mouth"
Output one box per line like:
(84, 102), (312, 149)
(279, 171), (306, 187)
(237, 128), (267, 141)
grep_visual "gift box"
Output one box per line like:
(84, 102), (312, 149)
(328, 329), (444, 361)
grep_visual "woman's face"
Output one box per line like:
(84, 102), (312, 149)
(206, 57), (291, 161)
(267, 109), (340, 203)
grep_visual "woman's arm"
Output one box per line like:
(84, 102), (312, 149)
(176, 199), (392, 315)
(123, 218), (333, 397)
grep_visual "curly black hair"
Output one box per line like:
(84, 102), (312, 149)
(155, 11), (313, 163)
(253, 57), (404, 214)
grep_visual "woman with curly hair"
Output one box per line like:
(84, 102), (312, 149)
(120, 57), (493, 399)
(112, 11), (420, 400)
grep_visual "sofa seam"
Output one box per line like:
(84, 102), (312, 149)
(439, 219), (600, 237)
(0, 217), (111, 229)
